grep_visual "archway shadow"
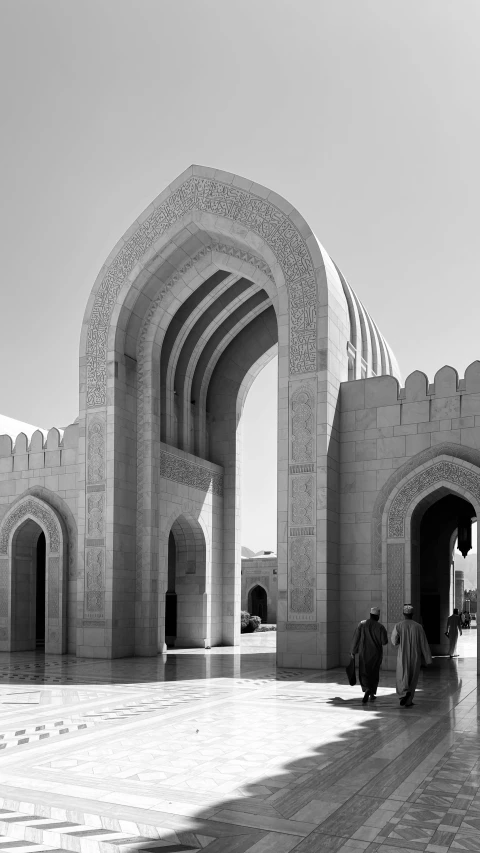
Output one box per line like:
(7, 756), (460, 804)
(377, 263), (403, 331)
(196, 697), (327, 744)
(0, 645), (476, 852)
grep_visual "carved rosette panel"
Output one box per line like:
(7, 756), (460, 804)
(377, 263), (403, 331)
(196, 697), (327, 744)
(0, 500), (60, 554)
(289, 536), (315, 615)
(288, 383), (316, 621)
(291, 475), (314, 526)
(86, 177), (318, 408)
(87, 418), (106, 485)
(48, 629), (59, 646)
(85, 416), (105, 610)
(84, 548), (105, 618)
(387, 543), (405, 623)
(0, 557), (8, 620)
(291, 386), (315, 464)
(160, 450), (223, 496)
(388, 461), (480, 538)
(87, 493), (105, 538)
(47, 556), (60, 619)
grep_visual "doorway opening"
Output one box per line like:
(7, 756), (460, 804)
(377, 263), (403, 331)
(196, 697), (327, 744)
(11, 520), (45, 652)
(248, 585), (268, 622)
(165, 531), (177, 648)
(412, 491), (477, 658)
(36, 532), (46, 648)
(164, 514), (206, 649)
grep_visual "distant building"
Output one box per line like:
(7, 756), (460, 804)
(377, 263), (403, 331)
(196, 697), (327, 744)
(241, 551), (277, 624)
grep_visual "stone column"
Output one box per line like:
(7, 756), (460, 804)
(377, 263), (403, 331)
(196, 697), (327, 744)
(455, 569), (464, 613)
(279, 249), (350, 669)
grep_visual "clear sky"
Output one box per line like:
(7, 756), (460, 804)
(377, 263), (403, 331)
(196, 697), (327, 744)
(1, 1), (479, 552)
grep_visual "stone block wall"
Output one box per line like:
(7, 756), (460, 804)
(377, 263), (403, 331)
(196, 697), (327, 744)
(339, 362), (480, 665)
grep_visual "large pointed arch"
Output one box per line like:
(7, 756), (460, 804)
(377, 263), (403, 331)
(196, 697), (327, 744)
(78, 165), (400, 665)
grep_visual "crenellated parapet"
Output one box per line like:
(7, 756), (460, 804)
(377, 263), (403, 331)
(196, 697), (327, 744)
(0, 424), (78, 474)
(341, 360), (480, 414)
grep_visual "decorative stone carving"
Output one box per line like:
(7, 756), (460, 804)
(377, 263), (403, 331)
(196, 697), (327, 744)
(85, 548), (105, 616)
(291, 386), (315, 463)
(87, 493), (105, 539)
(289, 536), (315, 615)
(388, 461), (480, 538)
(87, 419), (105, 484)
(288, 382), (316, 617)
(87, 176), (318, 407)
(160, 450), (223, 496)
(387, 543), (404, 622)
(290, 526), (315, 536)
(0, 499), (60, 554)
(291, 475), (314, 526)
(0, 557), (8, 618)
(47, 556), (60, 619)
(0, 628), (7, 640)
(290, 463), (315, 474)
(285, 622), (318, 631)
(371, 444), (480, 574)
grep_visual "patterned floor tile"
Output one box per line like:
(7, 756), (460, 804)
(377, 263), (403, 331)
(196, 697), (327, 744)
(0, 637), (476, 853)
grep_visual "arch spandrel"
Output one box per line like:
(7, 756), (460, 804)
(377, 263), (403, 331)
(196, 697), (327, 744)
(372, 443), (480, 575)
(0, 495), (63, 555)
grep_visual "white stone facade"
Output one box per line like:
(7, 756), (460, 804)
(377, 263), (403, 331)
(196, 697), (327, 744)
(0, 165), (477, 671)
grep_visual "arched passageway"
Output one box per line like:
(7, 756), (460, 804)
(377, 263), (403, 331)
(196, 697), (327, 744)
(411, 492), (476, 654)
(10, 521), (46, 651)
(164, 514), (207, 649)
(248, 584), (268, 623)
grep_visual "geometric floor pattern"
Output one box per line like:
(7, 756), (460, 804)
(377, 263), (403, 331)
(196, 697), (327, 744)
(0, 632), (477, 853)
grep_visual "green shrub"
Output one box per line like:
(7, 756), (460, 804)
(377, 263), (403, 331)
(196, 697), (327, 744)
(249, 615), (262, 631)
(241, 610), (251, 632)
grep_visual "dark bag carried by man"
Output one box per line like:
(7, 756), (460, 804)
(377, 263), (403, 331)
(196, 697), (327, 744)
(346, 655), (356, 686)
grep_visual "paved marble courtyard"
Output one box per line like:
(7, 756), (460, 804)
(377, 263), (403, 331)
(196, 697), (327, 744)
(0, 633), (477, 853)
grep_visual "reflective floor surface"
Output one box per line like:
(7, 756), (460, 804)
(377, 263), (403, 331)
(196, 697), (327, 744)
(0, 631), (477, 853)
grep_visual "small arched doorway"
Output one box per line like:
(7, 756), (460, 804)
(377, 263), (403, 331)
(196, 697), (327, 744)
(164, 514), (207, 648)
(11, 521), (46, 651)
(0, 495), (68, 654)
(248, 584), (268, 623)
